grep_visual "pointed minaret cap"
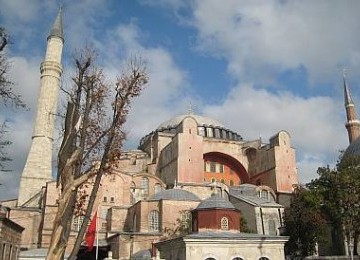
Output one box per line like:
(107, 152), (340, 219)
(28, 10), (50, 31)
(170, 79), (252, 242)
(48, 6), (64, 42)
(343, 70), (354, 106)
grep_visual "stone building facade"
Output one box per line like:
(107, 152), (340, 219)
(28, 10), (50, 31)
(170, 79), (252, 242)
(0, 212), (24, 260)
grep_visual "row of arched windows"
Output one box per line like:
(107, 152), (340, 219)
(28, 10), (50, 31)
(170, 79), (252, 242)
(205, 256), (270, 260)
(198, 126), (242, 141)
(130, 178), (163, 204)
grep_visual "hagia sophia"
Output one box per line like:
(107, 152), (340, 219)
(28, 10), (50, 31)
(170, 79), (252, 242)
(0, 7), (357, 260)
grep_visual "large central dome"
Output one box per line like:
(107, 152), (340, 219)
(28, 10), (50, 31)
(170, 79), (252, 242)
(157, 113), (224, 131)
(139, 112), (243, 148)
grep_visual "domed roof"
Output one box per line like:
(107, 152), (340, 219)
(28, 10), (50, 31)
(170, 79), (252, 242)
(196, 194), (235, 210)
(151, 189), (200, 201)
(342, 137), (360, 161)
(157, 113), (224, 130)
(131, 249), (151, 260)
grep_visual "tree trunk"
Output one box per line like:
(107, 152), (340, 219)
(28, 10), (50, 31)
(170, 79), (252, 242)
(46, 188), (76, 260)
(67, 168), (104, 259)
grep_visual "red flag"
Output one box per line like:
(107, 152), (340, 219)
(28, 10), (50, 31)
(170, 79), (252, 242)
(85, 211), (97, 251)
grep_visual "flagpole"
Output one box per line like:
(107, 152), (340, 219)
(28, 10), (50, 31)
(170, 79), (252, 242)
(96, 205), (99, 260)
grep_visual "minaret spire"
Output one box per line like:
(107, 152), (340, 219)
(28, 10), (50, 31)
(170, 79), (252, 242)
(343, 70), (360, 144)
(48, 6), (64, 42)
(18, 8), (64, 206)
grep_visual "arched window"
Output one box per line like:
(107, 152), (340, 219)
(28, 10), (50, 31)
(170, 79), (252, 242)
(221, 217), (229, 230)
(130, 182), (136, 204)
(258, 257), (270, 260)
(198, 126), (205, 136)
(181, 211), (192, 232)
(72, 216), (84, 231)
(214, 128), (221, 138)
(230, 180), (234, 186)
(211, 178), (216, 183)
(133, 214), (137, 232)
(219, 164), (224, 173)
(260, 190), (269, 200)
(220, 179), (225, 184)
(205, 258), (216, 260)
(206, 127), (214, 137)
(130, 192), (135, 204)
(232, 258), (244, 260)
(148, 210), (159, 232)
(141, 177), (149, 197)
(268, 219), (276, 235)
(154, 183), (162, 194)
(210, 162), (216, 172)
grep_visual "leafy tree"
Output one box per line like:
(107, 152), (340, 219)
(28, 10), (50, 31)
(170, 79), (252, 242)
(283, 185), (326, 259)
(46, 49), (148, 260)
(308, 160), (360, 257)
(239, 215), (254, 233)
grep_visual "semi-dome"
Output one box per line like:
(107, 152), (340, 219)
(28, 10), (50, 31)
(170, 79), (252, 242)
(157, 113), (224, 130)
(196, 194), (235, 210)
(150, 189), (200, 201)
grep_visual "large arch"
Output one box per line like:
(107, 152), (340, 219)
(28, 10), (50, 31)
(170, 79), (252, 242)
(203, 152), (249, 185)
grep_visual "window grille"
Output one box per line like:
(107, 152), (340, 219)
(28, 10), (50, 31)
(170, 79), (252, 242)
(148, 210), (159, 232)
(221, 217), (229, 230)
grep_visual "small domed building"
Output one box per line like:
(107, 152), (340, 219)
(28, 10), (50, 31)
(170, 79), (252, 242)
(154, 193), (288, 260)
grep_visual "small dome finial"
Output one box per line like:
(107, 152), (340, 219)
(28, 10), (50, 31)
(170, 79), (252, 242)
(188, 101), (194, 115)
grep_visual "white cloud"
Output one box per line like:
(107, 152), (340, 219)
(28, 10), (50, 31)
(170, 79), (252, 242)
(98, 22), (192, 147)
(169, 0), (360, 86)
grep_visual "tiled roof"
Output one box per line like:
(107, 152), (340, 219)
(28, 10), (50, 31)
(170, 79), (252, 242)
(150, 189), (200, 201)
(48, 7), (63, 41)
(132, 249), (152, 260)
(157, 113), (224, 130)
(229, 188), (282, 208)
(196, 193), (235, 210)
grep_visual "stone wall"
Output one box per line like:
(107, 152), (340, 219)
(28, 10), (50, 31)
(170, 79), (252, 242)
(0, 215), (24, 260)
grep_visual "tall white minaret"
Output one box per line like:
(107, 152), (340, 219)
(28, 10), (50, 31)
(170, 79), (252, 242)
(18, 8), (64, 206)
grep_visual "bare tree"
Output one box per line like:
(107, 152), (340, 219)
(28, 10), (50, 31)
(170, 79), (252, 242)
(46, 49), (148, 259)
(0, 121), (12, 171)
(0, 27), (25, 108)
(0, 28), (26, 172)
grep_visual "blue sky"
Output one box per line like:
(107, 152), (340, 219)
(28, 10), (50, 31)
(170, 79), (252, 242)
(1, 0), (359, 199)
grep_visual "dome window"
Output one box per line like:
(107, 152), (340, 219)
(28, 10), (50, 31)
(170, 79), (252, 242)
(221, 217), (229, 230)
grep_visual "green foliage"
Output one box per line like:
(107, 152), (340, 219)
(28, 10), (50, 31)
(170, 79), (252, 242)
(284, 185), (326, 258)
(308, 163), (360, 252)
(239, 215), (255, 233)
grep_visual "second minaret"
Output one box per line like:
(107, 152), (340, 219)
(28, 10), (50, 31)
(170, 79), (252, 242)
(18, 9), (64, 206)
